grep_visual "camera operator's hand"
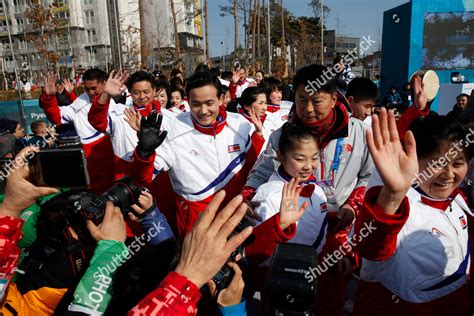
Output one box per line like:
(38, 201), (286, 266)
(175, 191), (253, 288)
(86, 202), (126, 242)
(128, 190), (155, 222)
(136, 111), (168, 159)
(208, 262), (245, 307)
(279, 178), (308, 230)
(0, 146), (58, 218)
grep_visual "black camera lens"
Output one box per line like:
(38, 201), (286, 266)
(100, 176), (141, 210)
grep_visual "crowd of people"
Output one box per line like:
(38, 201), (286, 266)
(0, 56), (473, 316)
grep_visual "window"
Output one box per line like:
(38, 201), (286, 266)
(16, 18), (24, 31)
(85, 10), (94, 24)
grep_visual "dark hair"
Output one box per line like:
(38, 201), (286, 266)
(240, 86), (266, 109)
(333, 55), (343, 65)
(105, 239), (180, 315)
(126, 71), (155, 91)
(256, 70), (264, 76)
(457, 93), (470, 101)
(292, 64), (337, 94)
(82, 68), (107, 82)
(226, 99), (240, 113)
(409, 115), (472, 160)
(279, 123), (318, 156)
(194, 63), (210, 74)
(346, 77), (379, 103)
(169, 76), (183, 89)
(31, 120), (46, 134)
(259, 77), (283, 101)
(221, 71), (233, 82)
(0, 118), (19, 134)
(185, 71), (221, 98)
(169, 86), (185, 99)
(157, 74), (169, 84)
(154, 79), (169, 91)
(220, 84), (230, 97)
(210, 67), (221, 78)
(170, 69), (182, 78)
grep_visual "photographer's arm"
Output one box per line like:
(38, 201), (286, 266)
(128, 192), (253, 316)
(67, 203), (127, 315)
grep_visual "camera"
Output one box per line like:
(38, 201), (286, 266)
(212, 216), (255, 291)
(265, 243), (318, 315)
(68, 176), (142, 225)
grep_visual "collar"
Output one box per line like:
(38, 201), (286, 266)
(192, 105), (227, 136)
(414, 186), (455, 211)
(237, 79), (248, 86)
(241, 112), (266, 124)
(133, 100), (161, 116)
(277, 166), (316, 198)
(291, 93), (349, 148)
(267, 104), (280, 113)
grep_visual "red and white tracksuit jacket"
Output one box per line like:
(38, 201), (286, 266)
(129, 213), (297, 315)
(88, 97), (176, 180)
(266, 100), (293, 121)
(252, 168), (328, 254)
(131, 109), (265, 240)
(39, 92), (115, 193)
(240, 111), (283, 155)
(354, 182), (473, 315)
(229, 78), (257, 99)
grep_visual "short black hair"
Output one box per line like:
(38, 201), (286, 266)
(292, 64), (337, 95)
(409, 115), (471, 160)
(126, 71), (155, 91)
(220, 84), (230, 97)
(194, 63), (210, 74)
(333, 55), (343, 65)
(185, 71), (222, 98)
(31, 120), (46, 134)
(279, 123), (318, 156)
(346, 77), (379, 103)
(169, 76), (183, 89)
(154, 79), (169, 91)
(221, 71), (233, 82)
(169, 86), (185, 99)
(259, 77), (283, 101)
(457, 93), (470, 101)
(170, 69), (182, 78)
(210, 67), (221, 78)
(82, 68), (107, 82)
(240, 86), (266, 108)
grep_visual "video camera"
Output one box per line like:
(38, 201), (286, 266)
(68, 176), (143, 225)
(265, 243), (318, 315)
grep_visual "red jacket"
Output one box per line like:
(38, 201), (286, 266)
(40, 92), (115, 194)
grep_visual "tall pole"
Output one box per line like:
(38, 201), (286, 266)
(204, 0), (209, 62)
(2, 0), (26, 128)
(112, 0), (123, 69)
(267, 0), (271, 73)
(321, 0), (324, 65)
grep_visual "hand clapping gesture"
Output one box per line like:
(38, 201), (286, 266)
(367, 108), (418, 214)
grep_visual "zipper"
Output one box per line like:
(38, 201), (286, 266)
(440, 208), (464, 262)
(212, 127), (223, 190)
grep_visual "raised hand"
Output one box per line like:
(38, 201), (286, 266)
(103, 70), (129, 97)
(43, 71), (57, 96)
(136, 111), (168, 159)
(247, 108), (263, 136)
(175, 191), (253, 288)
(124, 107), (142, 132)
(62, 78), (74, 94)
(231, 70), (240, 84)
(366, 108), (418, 214)
(279, 178), (308, 230)
(412, 76), (427, 111)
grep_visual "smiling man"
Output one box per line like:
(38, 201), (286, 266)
(131, 71), (265, 240)
(243, 64), (374, 316)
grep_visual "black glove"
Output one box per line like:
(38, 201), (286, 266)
(136, 111), (168, 159)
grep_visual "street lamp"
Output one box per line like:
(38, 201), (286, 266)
(221, 41), (224, 69)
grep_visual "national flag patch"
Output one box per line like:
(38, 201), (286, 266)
(281, 115), (289, 121)
(342, 144), (352, 152)
(431, 227), (445, 238)
(320, 202), (327, 213)
(228, 144), (241, 153)
(459, 216), (468, 229)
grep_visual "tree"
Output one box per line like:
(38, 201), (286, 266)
(24, 0), (62, 71)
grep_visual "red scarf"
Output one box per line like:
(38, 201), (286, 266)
(292, 108), (336, 144)
(192, 105), (227, 136)
(415, 186), (456, 211)
(134, 100), (161, 117)
(277, 166), (316, 198)
(267, 104), (280, 113)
